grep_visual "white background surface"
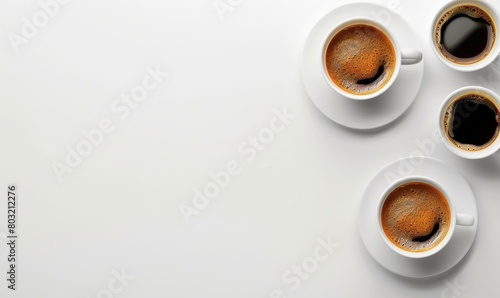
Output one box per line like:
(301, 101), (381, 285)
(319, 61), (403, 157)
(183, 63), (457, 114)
(0, 0), (499, 297)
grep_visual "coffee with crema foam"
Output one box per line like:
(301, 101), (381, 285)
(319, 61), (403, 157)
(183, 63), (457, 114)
(325, 24), (396, 96)
(381, 182), (451, 252)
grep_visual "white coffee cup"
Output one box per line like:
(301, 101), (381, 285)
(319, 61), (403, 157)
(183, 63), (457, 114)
(378, 176), (474, 259)
(438, 86), (500, 159)
(321, 17), (422, 101)
(430, 0), (500, 72)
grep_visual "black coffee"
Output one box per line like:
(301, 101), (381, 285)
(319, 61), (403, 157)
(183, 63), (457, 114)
(435, 5), (495, 64)
(444, 93), (500, 151)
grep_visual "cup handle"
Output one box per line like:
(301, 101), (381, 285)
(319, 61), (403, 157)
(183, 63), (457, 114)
(401, 49), (423, 65)
(456, 213), (475, 226)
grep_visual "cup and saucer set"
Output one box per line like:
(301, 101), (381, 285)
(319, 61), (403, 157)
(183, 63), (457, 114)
(301, 1), (500, 278)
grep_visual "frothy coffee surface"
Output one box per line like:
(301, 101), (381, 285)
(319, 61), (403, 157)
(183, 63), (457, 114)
(381, 182), (451, 252)
(443, 93), (500, 151)
(325, 24), (396, 95)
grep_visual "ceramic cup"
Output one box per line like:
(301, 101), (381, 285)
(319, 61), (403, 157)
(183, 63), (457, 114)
(438, 86), (500, 159)
(431, 0), (500, 72)
(377, 176), (474, 259)
(322, 17), (422, 100)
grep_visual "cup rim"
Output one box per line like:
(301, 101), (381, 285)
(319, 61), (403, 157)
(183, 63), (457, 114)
(438, 86), (500, 159)
(430, 0), (500, 72)
(321, 17), (402, 101)
(377, 176), (456, 259)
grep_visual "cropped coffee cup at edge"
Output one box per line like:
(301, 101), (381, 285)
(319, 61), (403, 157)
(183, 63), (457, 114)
(431, 0), (500, 72)
(438, 86), (500, 159)
(378, 176), (474, 259)
(322, 17), (422, 101)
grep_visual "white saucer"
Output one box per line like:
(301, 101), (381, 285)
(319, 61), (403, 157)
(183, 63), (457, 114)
(358, 157), (477, 278)
(301, 2), (424, 130)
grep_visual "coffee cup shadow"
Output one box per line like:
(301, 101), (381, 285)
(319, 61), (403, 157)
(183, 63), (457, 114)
(320, 95), (415, 135)
(394, 238), (476, 284)
(357, 226), (477, 285)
